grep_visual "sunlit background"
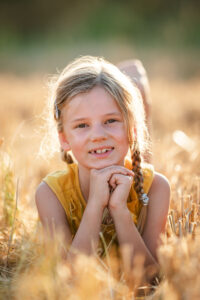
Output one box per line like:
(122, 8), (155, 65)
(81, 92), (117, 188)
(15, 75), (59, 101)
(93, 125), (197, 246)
(0, 0), (199, 76)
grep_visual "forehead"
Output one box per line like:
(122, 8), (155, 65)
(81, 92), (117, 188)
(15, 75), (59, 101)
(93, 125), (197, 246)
(62, 86), (123, 120)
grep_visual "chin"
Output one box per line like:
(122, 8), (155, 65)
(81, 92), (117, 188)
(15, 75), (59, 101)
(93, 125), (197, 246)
(89, 160), (123, 170)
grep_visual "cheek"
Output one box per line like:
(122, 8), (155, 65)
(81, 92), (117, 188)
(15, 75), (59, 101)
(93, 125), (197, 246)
(111, 125), (129, 142)
(68, 134), (88, 154)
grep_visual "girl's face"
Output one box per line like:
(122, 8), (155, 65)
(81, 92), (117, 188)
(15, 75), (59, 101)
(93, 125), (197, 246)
(59, 86), (130, 171)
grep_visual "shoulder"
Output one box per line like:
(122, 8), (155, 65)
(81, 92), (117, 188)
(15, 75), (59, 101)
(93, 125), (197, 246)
(150, 172), (170, 196)
(35, 181), (67, 222)
(35, 181), (63, 209)
(148, 172), (171, 213)
(35, 181), (56, 200)
(36, 164), (78, 218)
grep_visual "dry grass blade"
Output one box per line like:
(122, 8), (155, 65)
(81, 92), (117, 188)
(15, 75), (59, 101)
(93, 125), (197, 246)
(6, 178), (20, 267)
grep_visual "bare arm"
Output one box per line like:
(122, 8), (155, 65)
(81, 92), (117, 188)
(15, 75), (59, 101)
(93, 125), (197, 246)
(108, 172), (170, 268)
(35, 182), (104, 258)
(35, 182), (72, 246)
(141, 173), (170, 259)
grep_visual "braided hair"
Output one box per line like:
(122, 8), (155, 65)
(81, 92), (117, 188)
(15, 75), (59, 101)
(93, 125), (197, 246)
(131, 140), (149, 234)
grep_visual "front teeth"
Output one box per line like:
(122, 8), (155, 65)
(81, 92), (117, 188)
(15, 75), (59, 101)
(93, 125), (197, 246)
(96, 149), (107, 154)
(90, 148), (112, 154)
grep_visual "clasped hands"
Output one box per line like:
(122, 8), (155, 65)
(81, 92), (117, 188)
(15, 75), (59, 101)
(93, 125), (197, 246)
(88, 165), (134, 213)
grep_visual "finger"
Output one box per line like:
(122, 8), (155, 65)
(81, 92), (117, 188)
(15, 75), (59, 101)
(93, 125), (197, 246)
(98, 165), (134, 178)
(108, 175), (118, 193)
(109, 173), (133, 186)
(109, 181), (116, 191)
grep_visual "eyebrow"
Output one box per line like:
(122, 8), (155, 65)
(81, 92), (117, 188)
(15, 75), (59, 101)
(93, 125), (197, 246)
(71, 112), (122, 123)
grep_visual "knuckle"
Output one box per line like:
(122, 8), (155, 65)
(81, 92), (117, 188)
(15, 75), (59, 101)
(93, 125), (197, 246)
(127, 175), (133, 182)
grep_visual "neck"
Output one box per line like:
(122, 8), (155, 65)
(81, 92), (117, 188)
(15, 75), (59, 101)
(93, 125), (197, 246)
(78, 166), (90, 202)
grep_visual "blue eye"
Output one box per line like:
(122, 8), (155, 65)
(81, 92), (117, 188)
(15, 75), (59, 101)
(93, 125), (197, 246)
(106, 119), (117, 124)
(76, 123), (88, 128)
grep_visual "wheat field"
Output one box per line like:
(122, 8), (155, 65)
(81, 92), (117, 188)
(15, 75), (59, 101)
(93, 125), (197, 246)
(0, 71), (200, 299)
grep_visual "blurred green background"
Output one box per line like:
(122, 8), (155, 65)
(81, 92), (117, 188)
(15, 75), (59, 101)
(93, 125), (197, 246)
(0, 0), (199, 77)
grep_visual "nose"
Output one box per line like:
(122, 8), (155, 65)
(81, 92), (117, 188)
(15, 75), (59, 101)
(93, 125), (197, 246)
(90, 123), (107, 142)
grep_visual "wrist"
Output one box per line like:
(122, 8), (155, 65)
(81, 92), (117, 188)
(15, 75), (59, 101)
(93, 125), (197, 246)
(109, 204), (130, 218)
(86, 198), (105, 215)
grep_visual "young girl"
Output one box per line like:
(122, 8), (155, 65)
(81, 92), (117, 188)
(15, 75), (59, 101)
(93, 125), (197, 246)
(35, 56), (170, 269)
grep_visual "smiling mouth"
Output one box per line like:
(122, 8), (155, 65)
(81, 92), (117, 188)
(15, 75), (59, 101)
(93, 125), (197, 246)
(89, 147), (114, 154)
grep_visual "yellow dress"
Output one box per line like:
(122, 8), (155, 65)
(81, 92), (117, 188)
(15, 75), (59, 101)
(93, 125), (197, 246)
(43, 159), (154, 256)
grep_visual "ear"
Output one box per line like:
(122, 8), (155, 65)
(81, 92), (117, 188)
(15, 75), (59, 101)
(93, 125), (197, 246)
(58, 132), (71, 151)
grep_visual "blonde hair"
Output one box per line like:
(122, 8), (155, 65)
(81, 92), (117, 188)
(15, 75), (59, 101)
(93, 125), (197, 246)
(51, 55), (151, 233)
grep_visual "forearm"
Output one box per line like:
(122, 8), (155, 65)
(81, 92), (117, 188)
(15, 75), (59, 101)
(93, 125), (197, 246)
(110, 207), (157, 267)
(69, 201), (104, 256)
